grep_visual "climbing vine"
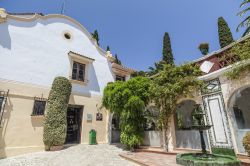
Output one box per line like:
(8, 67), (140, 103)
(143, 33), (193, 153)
(150, 63), (202, 151)
(225, 37), (250, 79)
(102, 77), (151, 150)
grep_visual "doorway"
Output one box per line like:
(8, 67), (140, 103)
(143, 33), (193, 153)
(65, 105), (83, 144)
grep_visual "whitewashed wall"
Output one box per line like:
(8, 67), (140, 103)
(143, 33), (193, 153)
(0, 16), (115, 96)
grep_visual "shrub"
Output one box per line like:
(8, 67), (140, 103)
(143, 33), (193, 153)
(43, 77), (72, 150)
(243, 132), (250, 156)
(102, 77), (150, 150)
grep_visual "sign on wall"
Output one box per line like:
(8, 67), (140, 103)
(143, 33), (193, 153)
(87, 114), (92, 123)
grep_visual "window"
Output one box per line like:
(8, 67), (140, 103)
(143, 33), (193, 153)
(72, 61), (86, 82)
(116, 75), (125, 81)
(64, 33), (71, 40)
(32, 99), (46, 116)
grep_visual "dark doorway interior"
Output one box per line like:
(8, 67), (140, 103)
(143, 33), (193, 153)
(65, 105), (83, 144)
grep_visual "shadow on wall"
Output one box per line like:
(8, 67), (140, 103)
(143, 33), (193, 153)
(0, 97), (13, 158)
(88, 64), (100, 93)
(31, 116), (44, 128)
(0, 22), (11, 49)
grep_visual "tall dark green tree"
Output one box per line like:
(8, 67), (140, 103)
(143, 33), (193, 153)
(162, 32), (174, 64)
(218, 17), (234, 48)
(237, 0), (250, 36)
(92, 30), (100, 46)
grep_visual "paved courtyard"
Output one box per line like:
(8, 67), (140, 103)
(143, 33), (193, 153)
(120, 151), (180, 166)
(0, 144), (138, 166)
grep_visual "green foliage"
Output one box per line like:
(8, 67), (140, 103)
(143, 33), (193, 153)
(148, 60), (168, 76)
(162, 32), (174, 64)
(198, 43), (209, 55)
(218, 17), (234, 48)
(131, 71), (147, 77)
(150, 63), (202, 150)
(102, 77), (151, 149)
(114, 54), (122, 65)
(212, 147), (236, 157)
(120, 96), (145, 150)
(92, 30), (100, 46)
(43, 77), (72, 150)
(225, 38), (250, 79)
(237, 0), (250, 36)
(243, 131), (250, 156)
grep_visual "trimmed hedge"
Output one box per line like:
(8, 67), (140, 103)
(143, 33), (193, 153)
(43, 77), (72, 150)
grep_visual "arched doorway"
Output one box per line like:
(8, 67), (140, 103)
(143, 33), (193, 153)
(111, 113), (120, 143)
(229, 87), (250, 153)
(175, 100), (208, 149)
(142, 105), (162, 146)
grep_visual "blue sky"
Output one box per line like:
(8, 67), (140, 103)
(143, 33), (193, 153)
(0, 0), (244, 70)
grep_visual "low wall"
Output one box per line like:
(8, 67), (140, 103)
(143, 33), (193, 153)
(142, 131), (163, 147)
(175, 130), (209, 149)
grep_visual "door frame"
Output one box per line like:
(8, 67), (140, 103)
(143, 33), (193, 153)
(65, 104), (84, 144)
(202, 92), (233, 148)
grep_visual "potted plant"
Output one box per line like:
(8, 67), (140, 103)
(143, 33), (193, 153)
(198, 43), (209, 56)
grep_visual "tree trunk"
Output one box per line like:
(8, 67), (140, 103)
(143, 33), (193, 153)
(162, 127), (169, 151)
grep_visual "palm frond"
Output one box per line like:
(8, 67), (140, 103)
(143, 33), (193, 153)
(240, 0), (250, 8)
(148, 66), (155, 71)
(238, 7), (250, 16)
(242, 26), (250, 36)
(237, 16), (250, 31)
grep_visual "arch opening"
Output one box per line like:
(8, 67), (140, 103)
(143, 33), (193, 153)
(175, 100), (209, 150)
(229, 87), (250, 153)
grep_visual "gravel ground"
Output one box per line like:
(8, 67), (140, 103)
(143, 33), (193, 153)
(0, 144), (138, 166)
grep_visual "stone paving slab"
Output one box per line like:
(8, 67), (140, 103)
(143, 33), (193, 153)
(0, 144), (138, 166)
(120, 151), (180, 166)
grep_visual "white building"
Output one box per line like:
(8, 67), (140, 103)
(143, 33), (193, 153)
(0, 9), (133, 158)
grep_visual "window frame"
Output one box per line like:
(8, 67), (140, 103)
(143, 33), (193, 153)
(31, 98), (47, 116)
(68, 51), (95, 86)
(72, 61), (86, 82)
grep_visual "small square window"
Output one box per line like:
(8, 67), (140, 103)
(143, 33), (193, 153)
(32, 99), (46, 116)
(72, 61), (86, 82)
(116, 75), (126, 81)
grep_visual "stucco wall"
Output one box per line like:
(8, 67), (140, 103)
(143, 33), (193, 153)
(142, 131), (163, 147)
(0, 16), (115, 96)
(0, 15), (114, 158)
(0, 80), (109, 158)
(219, 72), (250, 154)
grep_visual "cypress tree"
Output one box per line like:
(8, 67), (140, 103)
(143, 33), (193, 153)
(92, 30), (100, 46)
(162, 32), (174, 64)
(218, 17), (234, 48)
(43, 77), (72, 150)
